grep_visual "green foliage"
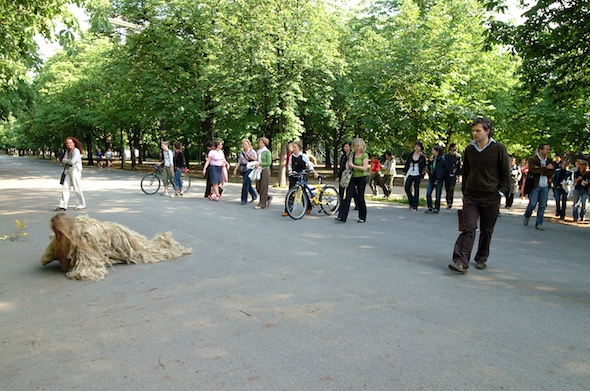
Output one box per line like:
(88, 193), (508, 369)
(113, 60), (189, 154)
(6, 0), (587, 164)
(0, 0), (82, 103)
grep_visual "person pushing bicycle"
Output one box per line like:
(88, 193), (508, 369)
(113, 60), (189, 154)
(283, 141), (317, 216)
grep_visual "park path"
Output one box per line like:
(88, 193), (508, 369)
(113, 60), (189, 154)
(1, 154), (589, 390)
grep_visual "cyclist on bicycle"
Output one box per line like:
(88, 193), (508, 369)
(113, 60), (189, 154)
(283, 141), (318, 216)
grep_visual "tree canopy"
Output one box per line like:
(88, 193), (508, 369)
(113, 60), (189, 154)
(1, 0), (588, 164)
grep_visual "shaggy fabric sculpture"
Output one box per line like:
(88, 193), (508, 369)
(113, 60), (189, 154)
(41, 213), (192, 281)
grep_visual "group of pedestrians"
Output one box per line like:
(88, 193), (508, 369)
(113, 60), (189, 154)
(203, 137), (272, 209)
(401, 141), (462, 213)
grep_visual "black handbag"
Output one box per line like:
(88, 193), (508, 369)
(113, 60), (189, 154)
(59, 167), (67, 185)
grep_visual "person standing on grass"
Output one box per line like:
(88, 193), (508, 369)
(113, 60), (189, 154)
(449, 117), (510, 274)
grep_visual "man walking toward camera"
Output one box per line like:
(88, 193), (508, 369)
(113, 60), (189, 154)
(449, 117), (510, 273)
(523, 144), (555, 230)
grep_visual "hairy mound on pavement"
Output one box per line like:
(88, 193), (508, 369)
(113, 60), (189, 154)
(41, 213), (192, 281)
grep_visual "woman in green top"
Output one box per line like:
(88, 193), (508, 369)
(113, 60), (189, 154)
(336, 138), (369, 223)
(254, 137), (273, 209)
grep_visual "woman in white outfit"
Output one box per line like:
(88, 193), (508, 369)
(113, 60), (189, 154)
(55, 137), (86, 211)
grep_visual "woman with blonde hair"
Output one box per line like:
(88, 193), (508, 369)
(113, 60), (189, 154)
(55, 136), (86, 211)
(254, 137), (273, 209)
(336, 137), (369, 223)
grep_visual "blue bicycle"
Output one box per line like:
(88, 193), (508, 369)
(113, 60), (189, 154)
(285, 171), (340, 220)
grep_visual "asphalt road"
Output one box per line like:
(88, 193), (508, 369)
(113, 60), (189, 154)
(1, 155), (588, 390)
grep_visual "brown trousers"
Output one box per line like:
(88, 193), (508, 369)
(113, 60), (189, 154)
(452, 194), (500, 268)
(256, 168), (271, 208)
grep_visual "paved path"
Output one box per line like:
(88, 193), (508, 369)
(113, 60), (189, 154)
(1, 155), (589, 390)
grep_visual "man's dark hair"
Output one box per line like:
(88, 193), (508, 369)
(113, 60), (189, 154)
(471, 117), (494, 138)
(449, 143), (456, 149)
(537, 143), (550, 151)
(433, 145), (444, 156)
(385, 151), (392, 157)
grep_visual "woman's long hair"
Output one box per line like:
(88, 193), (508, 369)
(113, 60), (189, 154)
(65, 137), (84, 155)
(49, 213), (76, 271)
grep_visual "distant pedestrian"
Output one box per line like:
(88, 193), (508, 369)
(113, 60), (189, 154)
(95, 148), (104, 169)
(233, 139), (258, 205)
(173, 141), (186, 196)
(553, 160), (572, 220)
(369, 155), (385, 196)
(105, 148), (113, 168)
(449, 117), (510, 273)
(254, 137), (273, 209)
(202, 140), (227, 202)
(55, 137), (86, 211)
(335, 137), (369, 223)
(523, 144), (555, 230)
(202, 141), (214, 199)
(572, 160), (589, 222)
(444, 143), (461, 209)
(402, 142), (427, 212)
(382, 151), (396, 198)
(425, 145), (448, 214)
(160, 141), (175, 197)
(505, 156), (521, 209)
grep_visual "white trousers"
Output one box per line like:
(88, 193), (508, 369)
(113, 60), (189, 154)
(59, 168), (86, 209)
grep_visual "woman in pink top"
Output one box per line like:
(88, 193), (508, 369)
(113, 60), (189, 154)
(202, 140), (228, 201)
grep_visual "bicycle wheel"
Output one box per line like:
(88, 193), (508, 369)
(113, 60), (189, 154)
(285, 186), (308, 220)
(180, 172), (191, 192)
(141, 174), (161, 195)
(320, 185), (340, 214)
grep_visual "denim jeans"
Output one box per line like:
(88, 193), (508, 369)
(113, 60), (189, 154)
(572, 189), (588, 221)
(426, 179), (444, 211)
(174, 168), (183, 192)
(524, 186), (549, 227)
(241, 169), (258, 204)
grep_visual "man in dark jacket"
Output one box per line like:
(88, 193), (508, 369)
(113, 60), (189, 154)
(444, 143), (461, 209)
(523, 144), (555, 230)
(449, 117), (510, 273)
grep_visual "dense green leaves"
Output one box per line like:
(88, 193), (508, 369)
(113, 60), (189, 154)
(2, 0), (587, 162)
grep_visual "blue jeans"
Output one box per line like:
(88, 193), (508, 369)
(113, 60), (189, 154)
(241, 169), (258, 204)
(524, 186), (549, 227)
(173, 168), (183, 192)
(572, 189), (588, 221)
(426, 179), (444, 211)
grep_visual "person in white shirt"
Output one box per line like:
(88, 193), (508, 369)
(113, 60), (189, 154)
(382, 151), (396, 198)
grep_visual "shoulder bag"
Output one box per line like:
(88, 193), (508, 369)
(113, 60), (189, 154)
(339, 154), (353, 188)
